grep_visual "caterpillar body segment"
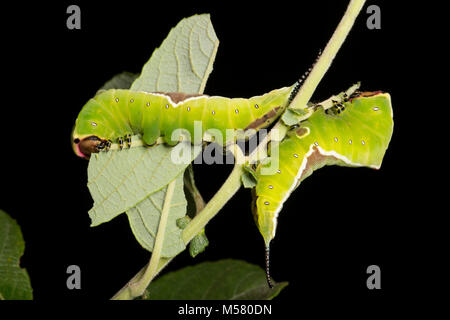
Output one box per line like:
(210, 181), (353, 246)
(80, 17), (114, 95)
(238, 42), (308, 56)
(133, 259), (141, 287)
(253, 92), (394, 246)
(72, 86), (294, 158)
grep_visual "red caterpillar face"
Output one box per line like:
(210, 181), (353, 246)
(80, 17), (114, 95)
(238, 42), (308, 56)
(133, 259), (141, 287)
(73, 136), (104, 159)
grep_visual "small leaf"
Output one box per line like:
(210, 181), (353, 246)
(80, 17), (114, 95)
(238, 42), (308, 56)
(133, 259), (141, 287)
(281, 109), (302, 126)
(88, 140), (200, 226)
(281, 108), (313, 126)
(289, 108), (310, 116)
(144, 259), (288, 300)
(176, 215), (209, 258)
(99, 72), (138, 91)
(241, 166), (258, 188)
(130, 14), (219, 94)
(126, 174), (187, 257)
(189, 230), (209, 258)
(176, 216), (191, 229)
(0, 210), (33, 300)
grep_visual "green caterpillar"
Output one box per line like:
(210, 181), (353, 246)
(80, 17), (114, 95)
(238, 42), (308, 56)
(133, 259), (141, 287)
(72, 83), (393, 289)
(252, 90), (393, 287)
(72, 86), (297, 158)
(253, 91), (394, 248)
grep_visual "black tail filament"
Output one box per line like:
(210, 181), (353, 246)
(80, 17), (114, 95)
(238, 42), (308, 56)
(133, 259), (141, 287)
(265, 245), (274, 289)
(287, 48), (323, 106)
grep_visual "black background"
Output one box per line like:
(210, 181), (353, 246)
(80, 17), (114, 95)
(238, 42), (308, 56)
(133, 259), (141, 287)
(0, 0), (441, 312)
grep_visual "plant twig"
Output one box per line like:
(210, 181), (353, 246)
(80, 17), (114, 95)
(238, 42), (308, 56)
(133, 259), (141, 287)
(249, 0), (366, 161)
(182, 145), (244, 243)
(111, 147), (244, 299)
(289, 0), (366, 111)
(111, 179), (176, 300)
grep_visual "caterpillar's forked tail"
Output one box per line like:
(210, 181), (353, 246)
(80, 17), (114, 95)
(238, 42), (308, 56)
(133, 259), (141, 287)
(265, 244), (274, 289)
(287, 48), (323, 106)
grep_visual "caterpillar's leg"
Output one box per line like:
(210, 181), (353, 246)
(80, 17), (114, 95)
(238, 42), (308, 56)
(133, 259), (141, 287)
(117, 137), (124, 150)
(145, 141), (158, 147)
(125, 134), (132, 148)
(142, 126), (160, 147)
(163, 134), (180, 147)
(105, 140), (112, 152)
(96, 140), (107, 151)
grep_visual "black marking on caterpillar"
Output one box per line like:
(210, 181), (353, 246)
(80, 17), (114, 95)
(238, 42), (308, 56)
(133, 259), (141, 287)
(287, 49), (321, 105)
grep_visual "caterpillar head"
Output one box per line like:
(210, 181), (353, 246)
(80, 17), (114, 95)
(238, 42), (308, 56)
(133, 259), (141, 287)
(72, 135), (106, 159)
(72, 98), (111, 159)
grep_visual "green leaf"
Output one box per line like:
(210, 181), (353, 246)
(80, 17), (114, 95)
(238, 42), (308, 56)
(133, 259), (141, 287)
(281, 108), (313, 126)
(99, 72), (138, 91)
(87, 14), (219, 258)
(144, 259), (288, 300)
(130, 14), (219, 94)
(0, 210), (33, 300)
(126, 174), (187, 258)
(88, 140), (200, 226)
(188, 230), (209, 258)
(176, 215), (209, 258)
(241, 165), (258, 189)
(176, 216), (191, 229)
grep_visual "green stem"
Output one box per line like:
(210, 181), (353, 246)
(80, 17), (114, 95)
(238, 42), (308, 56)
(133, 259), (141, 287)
(111, 180), (177, 300)
(111, 148), (245, 300)
(136, 179), (176, 297)
(182, 147), (244, 243)
(289, 0), (366, 111)
(247, 122), (288, 164)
